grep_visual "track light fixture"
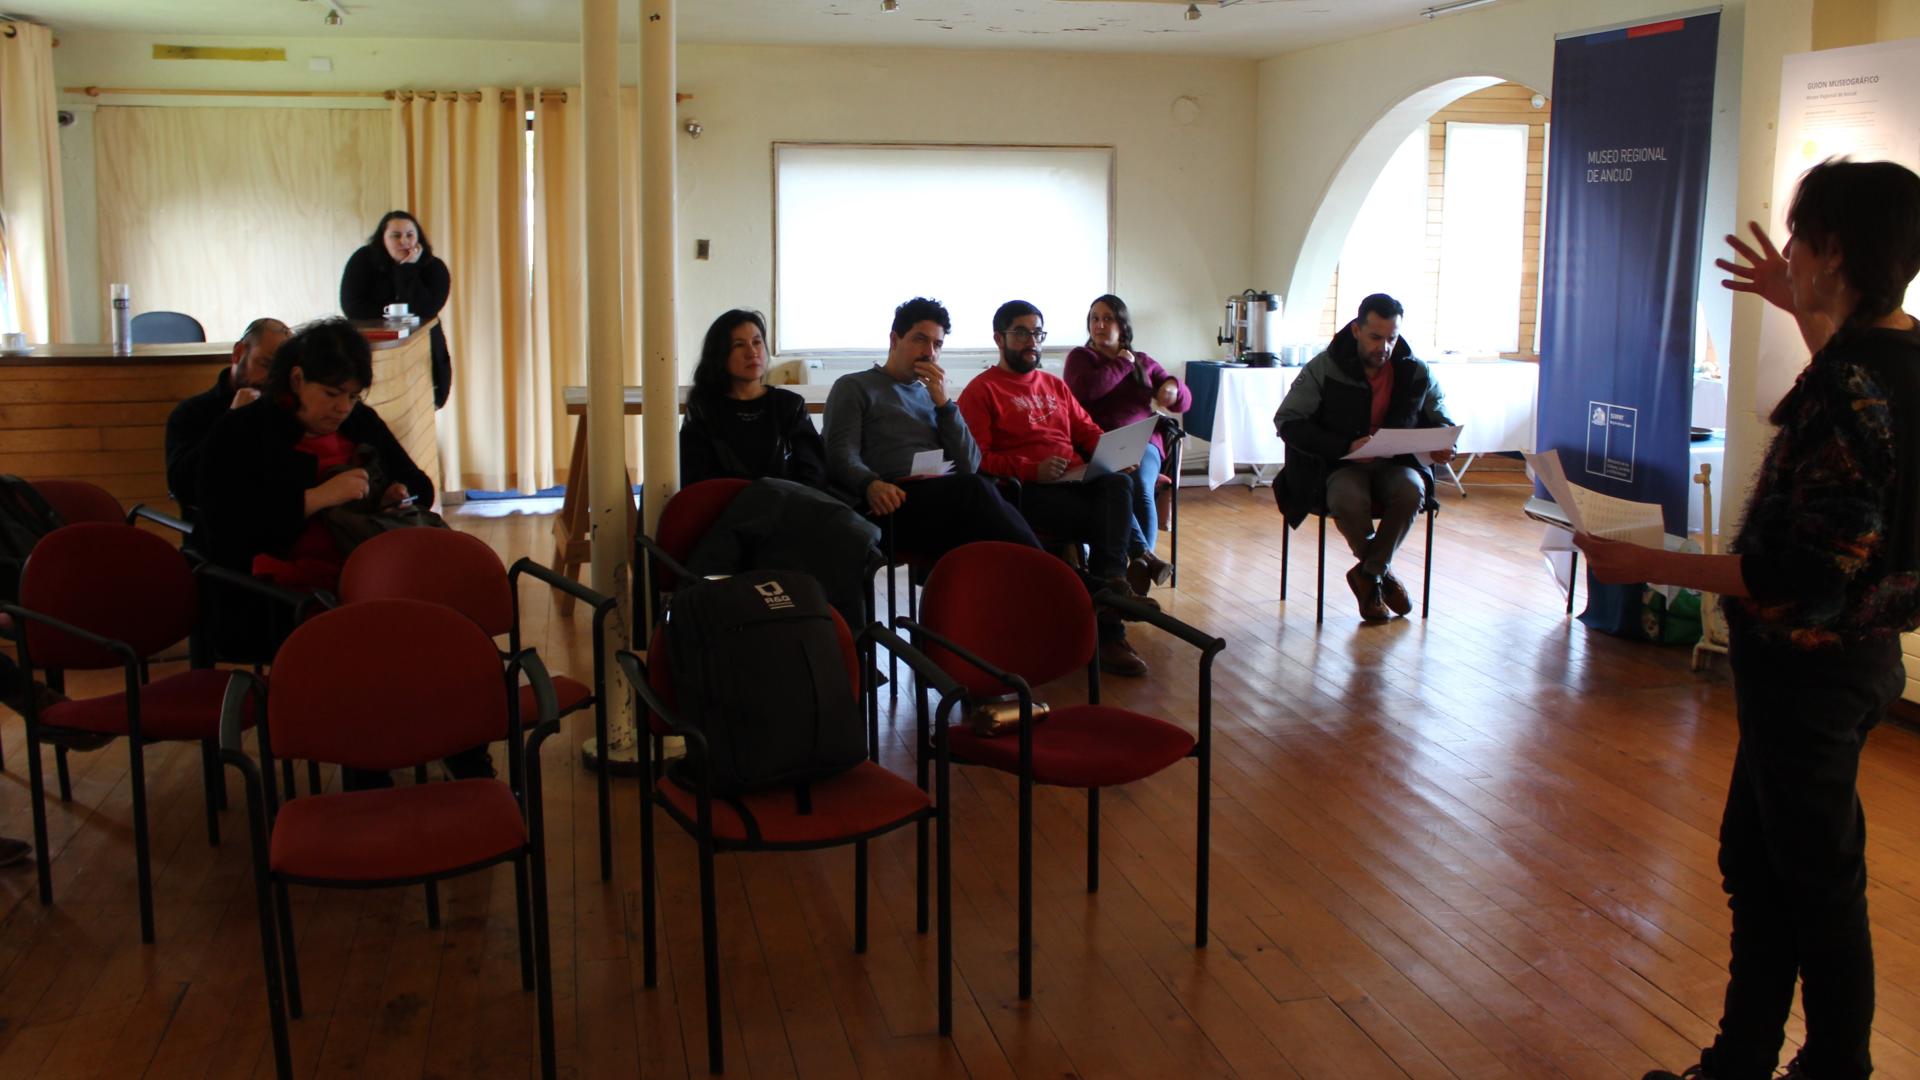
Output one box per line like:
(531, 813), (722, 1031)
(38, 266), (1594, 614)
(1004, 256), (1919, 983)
(1422, 0), (1498, 17)
(882, 0), (898, 11)
(1185, 3), (1200, 21)
(324, 9), (341, 25)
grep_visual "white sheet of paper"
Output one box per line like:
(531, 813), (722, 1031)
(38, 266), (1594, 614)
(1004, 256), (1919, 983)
(907, 450), (953, 477)
(1523, 449), (1665, 548)
(1343, 425), (1463, 460)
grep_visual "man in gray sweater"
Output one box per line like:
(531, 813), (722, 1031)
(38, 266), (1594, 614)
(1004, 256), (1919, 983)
(824, 297), (1039, 559)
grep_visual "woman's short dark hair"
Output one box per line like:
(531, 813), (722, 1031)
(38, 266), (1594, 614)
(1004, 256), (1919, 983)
(691, 309), (768, 403)
(266, 318), (374, 401)
(1788, 158), (1920, 325)
(367, 210), (433, 259)
(1088, 293), (1133, 349)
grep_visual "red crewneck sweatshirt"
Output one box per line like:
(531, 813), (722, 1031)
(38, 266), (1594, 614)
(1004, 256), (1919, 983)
(956, 365), (1107, 482)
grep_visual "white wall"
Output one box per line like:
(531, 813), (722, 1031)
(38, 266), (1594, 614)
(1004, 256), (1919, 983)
(52, 32), (1256, 374)
(1253, 0), (1746, 369)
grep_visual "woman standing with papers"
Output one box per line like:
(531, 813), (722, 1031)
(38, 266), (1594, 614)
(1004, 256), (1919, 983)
(1580, 160), (1920, 1080)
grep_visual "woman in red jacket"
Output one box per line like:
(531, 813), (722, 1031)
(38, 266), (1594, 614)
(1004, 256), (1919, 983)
(1062, 294), (1190, 594)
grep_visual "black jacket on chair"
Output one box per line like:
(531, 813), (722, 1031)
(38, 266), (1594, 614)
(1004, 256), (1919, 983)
(1270, 326), (1453, 529)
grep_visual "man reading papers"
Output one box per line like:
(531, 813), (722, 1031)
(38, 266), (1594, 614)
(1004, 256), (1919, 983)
(1274, 292), (1457, 623)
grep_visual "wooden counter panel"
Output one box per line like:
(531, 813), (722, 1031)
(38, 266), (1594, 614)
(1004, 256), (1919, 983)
(360, 328), (442, 499)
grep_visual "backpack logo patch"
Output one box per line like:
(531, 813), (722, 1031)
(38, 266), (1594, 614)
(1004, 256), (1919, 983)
(754, 580), (795, 610)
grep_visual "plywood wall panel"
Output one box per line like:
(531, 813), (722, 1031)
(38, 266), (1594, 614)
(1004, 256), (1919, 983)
(94, 106), (392, 343)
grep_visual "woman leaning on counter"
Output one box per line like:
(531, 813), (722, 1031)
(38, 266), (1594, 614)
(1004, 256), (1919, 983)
(340, 209), (453, 408)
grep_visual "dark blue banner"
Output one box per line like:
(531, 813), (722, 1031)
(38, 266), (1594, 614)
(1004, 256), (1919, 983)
(1538, 12), (1719, 534)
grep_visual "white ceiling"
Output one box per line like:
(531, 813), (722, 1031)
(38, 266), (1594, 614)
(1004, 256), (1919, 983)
(4, 0), (1492, 59)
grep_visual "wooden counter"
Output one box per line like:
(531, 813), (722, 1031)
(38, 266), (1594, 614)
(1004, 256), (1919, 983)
(0, 320), (441, 511)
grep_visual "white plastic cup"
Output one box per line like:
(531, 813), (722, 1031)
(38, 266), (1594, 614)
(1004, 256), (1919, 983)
(109, 283), (132, 354)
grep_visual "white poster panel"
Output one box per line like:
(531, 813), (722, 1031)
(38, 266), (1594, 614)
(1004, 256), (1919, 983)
(1754, 38), (1920, 414)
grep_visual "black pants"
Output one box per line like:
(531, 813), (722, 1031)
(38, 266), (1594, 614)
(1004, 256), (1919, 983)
(886, 473), (1039, 559)
(1704, 629), (1904, 1080)
(1015, 473), (1133, 581)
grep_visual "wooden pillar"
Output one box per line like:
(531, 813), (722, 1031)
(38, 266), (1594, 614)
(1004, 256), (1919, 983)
(640, 0), (679, 534)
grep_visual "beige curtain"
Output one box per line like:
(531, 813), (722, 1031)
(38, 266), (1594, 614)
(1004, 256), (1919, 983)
(531, 87), (644, 492)
(0, 20), (70, 342)
(390, 89), (530, 493)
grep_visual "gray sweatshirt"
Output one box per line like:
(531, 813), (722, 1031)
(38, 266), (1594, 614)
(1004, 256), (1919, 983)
(823, 366), (982, 492)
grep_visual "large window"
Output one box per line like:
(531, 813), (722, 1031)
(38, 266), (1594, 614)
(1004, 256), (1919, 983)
(774, 144), (1112, 352)
(1435, 122), (1529, 354)
(1334, 127), (1432, 356)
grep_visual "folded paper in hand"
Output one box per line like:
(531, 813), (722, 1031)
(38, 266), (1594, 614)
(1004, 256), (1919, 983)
(1523, 449), (1664, 548)
(907, 450), (955, 478)
(1343, 425), (1463, 460)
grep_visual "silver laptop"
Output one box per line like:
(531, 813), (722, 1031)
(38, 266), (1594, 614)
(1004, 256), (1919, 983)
(1056, 415), (1160, 483)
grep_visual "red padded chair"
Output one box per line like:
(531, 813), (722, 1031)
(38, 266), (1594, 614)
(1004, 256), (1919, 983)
(903, 540), (1225, 999)
(217, 598), (559, 1080)
(339, 528), (619, 881)
(635, 478), (750, 627)
(621, 611), (960, 1074)
(28, 477), (127, 524)
(2, 521), (259, 943)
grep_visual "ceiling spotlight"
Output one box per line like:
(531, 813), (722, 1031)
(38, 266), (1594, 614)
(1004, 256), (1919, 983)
(882, 0), (898, 10)
(324, 9), (341, 25)
(1185, 3), (1201, 20)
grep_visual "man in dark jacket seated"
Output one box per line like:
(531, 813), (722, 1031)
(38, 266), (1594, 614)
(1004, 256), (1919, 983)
(1272, 293), (1455, 623)
(163, 317), (290, 520)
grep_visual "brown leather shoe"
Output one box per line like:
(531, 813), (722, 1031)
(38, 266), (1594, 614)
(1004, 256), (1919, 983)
(1125, 556), (1154, 598)
(1378, 568), (1412, 616)
(1098, 637), (1149, 677)
(1140, 550), (1173, 586)
(1101, 577), (1162, 617)
(1346, 565), (1390, 623)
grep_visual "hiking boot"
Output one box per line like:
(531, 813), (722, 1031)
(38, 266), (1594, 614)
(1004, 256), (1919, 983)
(1098, 638), (1149, 677)
(1378, 568), (1412, 616)
(1125, 555), (1154, 599)
(1139, 550), (1173, 587)
(1100, 577), (1162, 618)
(1347, 565), (1390, 623)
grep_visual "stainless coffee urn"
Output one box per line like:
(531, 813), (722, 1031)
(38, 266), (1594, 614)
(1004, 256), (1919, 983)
(1217, 289), (1283, 366)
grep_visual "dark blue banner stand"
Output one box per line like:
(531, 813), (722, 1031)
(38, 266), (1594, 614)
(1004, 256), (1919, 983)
(1537, 11), (1720, 538)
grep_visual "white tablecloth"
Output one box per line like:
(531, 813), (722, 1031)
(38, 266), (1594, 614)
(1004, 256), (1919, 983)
(1203, 360), (1541, 489)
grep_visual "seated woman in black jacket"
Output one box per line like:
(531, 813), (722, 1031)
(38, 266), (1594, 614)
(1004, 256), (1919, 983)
(340, 210), (454, 409)
(679, 309), (827, 488)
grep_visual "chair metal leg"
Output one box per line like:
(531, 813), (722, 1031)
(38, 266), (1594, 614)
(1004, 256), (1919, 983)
(1422, 508), (1434, 619)
(936, 757), (953, 1036)
(1086, 787), (1100, 893)
(1169, 472), (1180, 589)
(853, 839), (869, 954)
(885, 561), (899, 696)
(914, 676), (931, 936)
(640, 776), (658, 988)
(595, 699), (613, 882)
(244, 808), (294, 1080)
(1018, 772), (1033, 1000)
(276, 881), (304, 1017)
(26, 729), (52, 906)
(306, 760), (321, 796)
(55, 745), (72, 802)
(1567, 551), (1579, 615)
(280, 759), (296, 801)
(129, 739), (155, 944)
(1315, 513), (1327, 625)
(512, 857), (534, 991)
(1280, 519), (1290, 600)
(424, 881), (441, 929)
(699, 837), (724, 1073)
(528, 844), (558, 1080)
(201, 740), (223, 846)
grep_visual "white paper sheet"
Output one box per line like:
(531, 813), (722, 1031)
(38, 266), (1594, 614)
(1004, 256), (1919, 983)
(907, 450), (954, 478)
(1524, 449), (1664, 548)
(1343, 425), (1464, 460)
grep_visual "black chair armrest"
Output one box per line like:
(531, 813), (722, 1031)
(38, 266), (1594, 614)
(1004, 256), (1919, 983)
(128, 504), (193, 538)
(218, 669), (269, 754)
(1092, 590), (1227, 657)
(192, 561), (321, 613)
(1, 603), (141, 668)
(861, 622), (963, 702)
(892, 617), (1030, 701)
(509, 557), (615, 614)
(613, 649), (714, 788)
(634, 533), (697, 585)
(506, 647), (561, 729)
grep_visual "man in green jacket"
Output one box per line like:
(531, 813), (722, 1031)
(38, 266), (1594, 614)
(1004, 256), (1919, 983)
(1272, 293), (1455, 622)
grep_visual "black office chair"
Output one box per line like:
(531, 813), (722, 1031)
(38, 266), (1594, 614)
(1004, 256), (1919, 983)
(1280, 496), (1439, 624)
(130, 311), (206, 344)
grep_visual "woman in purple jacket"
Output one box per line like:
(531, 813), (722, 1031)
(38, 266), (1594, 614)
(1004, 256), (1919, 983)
(1063, 294), (1191, 593)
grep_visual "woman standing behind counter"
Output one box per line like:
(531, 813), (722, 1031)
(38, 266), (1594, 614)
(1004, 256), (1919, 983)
(340, 210), (453, 408)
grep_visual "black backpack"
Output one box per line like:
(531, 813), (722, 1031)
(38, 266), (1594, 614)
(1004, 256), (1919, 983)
(665, 569), (866, 800)
(0, 474), (65, 603)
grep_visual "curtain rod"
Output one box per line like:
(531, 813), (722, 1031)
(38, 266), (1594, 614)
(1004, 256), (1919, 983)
(65, 86), (694, 103)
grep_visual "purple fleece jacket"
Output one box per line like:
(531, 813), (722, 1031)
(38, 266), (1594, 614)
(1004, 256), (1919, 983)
(1061, 345), (1192, 453)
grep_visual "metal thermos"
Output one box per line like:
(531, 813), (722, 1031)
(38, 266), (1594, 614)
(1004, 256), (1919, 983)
(109, 283), (132, 354)
(1216, 289), (1283, 366)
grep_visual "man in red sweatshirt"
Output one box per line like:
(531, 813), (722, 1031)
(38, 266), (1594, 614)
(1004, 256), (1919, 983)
(958, 300), (1157, 677)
